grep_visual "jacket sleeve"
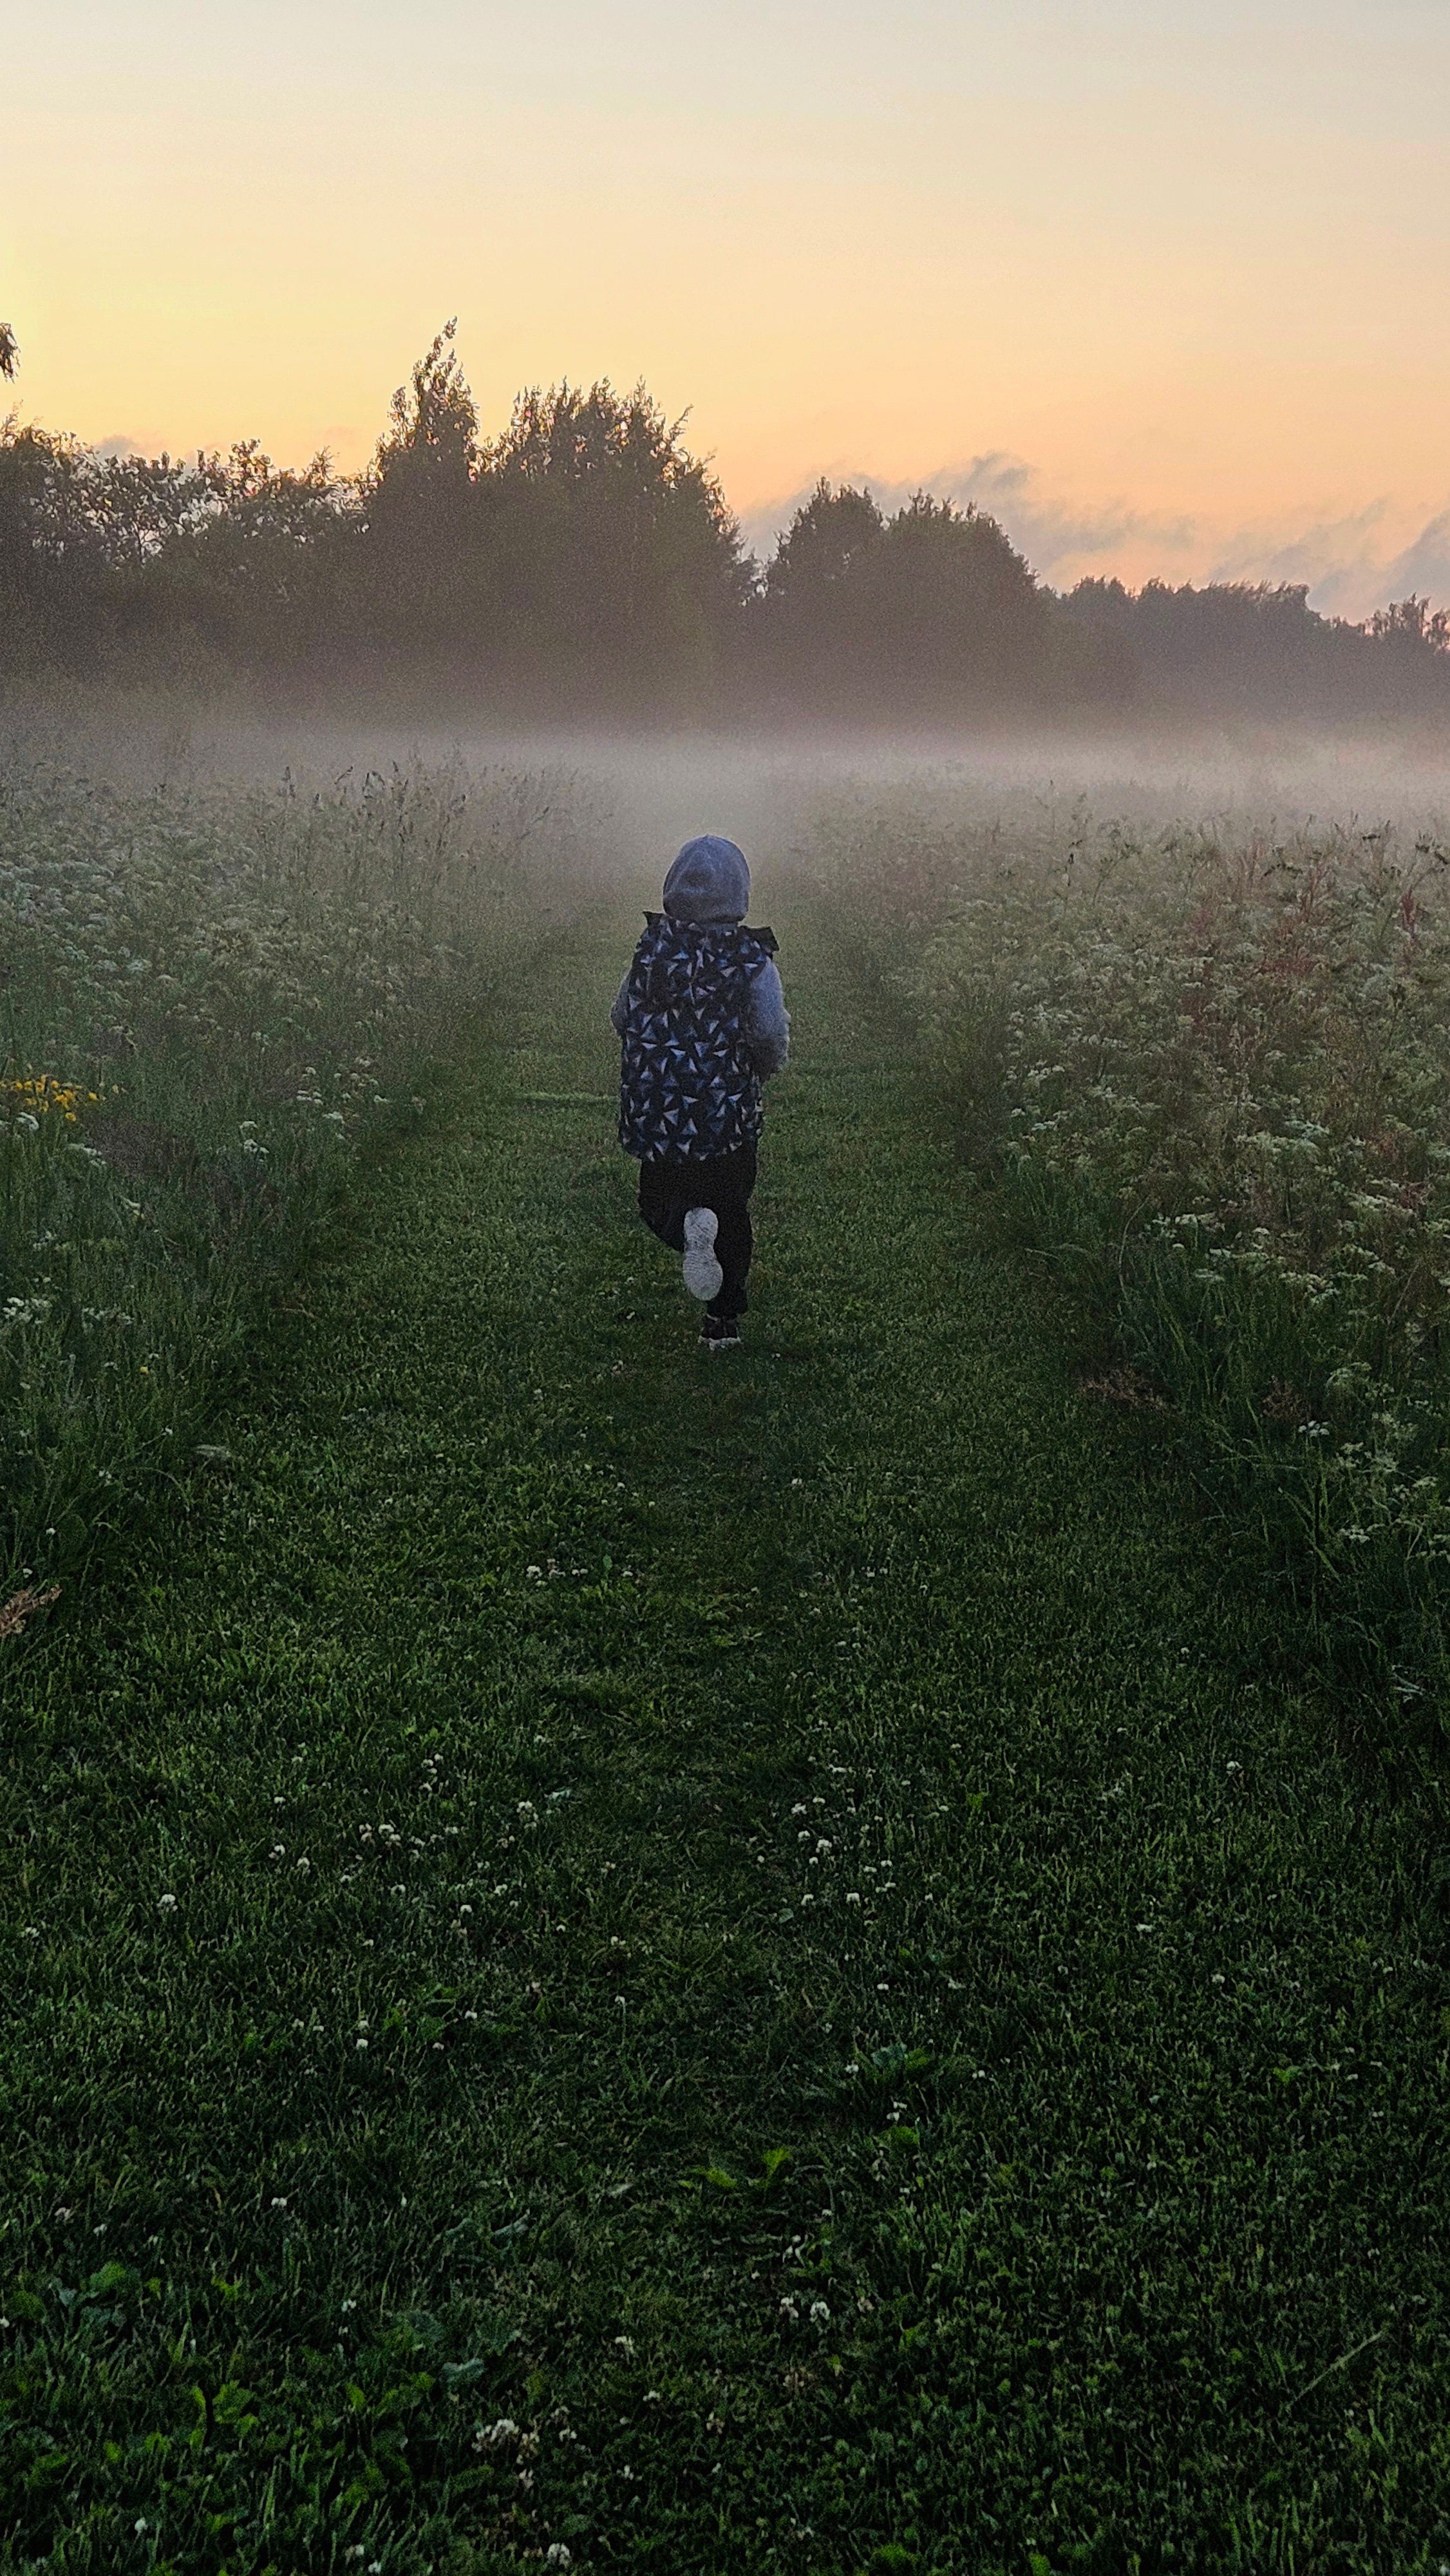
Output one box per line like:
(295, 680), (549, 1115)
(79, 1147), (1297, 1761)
(610, 971), (631, 1037)
(745, 960), (790, 1077)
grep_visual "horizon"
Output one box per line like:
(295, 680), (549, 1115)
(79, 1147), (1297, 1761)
(5, 0), (1450, 623)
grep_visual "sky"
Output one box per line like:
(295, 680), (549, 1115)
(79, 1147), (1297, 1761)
(5, 0), (1450, 613)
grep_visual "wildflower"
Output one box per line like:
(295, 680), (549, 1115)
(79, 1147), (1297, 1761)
(158, 1893), (177, 1913)
(475, 2417), (519, 2450)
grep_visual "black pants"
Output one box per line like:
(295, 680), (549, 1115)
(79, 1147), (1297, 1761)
(637, 1142), (757, 1318)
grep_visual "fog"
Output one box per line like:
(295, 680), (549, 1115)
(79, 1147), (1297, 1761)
(10, 700), (1450, 902)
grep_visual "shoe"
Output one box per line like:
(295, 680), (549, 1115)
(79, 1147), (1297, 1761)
(682, 1206), (724, 1303)
(700, 1313), (742, 1352)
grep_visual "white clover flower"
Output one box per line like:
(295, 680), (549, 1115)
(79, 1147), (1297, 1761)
(475, 2416), (520, 2451)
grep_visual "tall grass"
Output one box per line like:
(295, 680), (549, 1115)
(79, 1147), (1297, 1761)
(0, 755), (602, 1592)
(814, 782), (1450, 1739)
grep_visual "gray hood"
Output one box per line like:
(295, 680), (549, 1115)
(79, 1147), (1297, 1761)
(662, 835), (750, 923)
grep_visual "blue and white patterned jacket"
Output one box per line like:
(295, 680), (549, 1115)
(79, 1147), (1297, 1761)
(610, 837), (790, 1164)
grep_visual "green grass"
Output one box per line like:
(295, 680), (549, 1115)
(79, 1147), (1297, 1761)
(3, 909), (1449, 2574)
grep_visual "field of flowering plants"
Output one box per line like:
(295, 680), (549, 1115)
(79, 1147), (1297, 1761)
(6, 753), (1450, 2573)
(815, 773), (1450, 1734)
(0, 752), (598, 1596)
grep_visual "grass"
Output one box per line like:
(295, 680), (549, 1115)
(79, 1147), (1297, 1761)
(3, 905), (1450, 2573)
(808, 781), (1450, 1727)
(0, 756), (599, 1590)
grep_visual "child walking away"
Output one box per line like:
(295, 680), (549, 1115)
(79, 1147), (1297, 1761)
(612, 835), (790, 1352)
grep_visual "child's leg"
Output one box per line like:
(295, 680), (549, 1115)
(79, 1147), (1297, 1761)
(637, 1158), (688, 1253)
(706, 1144), (757, 1318)
(637, 1148), (758, 1314)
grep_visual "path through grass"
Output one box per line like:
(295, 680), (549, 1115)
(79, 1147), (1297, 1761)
(5, 911), (1449, 2574)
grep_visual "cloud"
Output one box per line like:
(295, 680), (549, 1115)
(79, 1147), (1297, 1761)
(93, 434), (137, 460)
(738, 456), (1450, 620)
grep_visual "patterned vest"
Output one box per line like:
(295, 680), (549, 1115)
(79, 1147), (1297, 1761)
(617, 913), (779, 1162)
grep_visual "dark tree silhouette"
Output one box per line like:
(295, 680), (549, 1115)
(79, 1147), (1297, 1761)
(1, 325), (1447, 724)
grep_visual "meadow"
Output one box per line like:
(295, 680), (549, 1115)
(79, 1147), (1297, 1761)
(3, 737), (1450, 2574)
(813, 763), (1450, 1751)
(0, 751), (603, 1596)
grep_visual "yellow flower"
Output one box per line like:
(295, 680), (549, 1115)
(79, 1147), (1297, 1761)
(2, 1073), (97, 1125)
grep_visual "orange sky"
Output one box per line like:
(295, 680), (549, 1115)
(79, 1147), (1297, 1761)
(6, 0), (1450, 611)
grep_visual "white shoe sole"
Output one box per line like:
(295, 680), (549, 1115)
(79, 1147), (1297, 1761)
(681, 1206), (724, 1303)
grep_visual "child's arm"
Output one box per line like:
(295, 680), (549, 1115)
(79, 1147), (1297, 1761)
(745, 961), (790, 1077)
(609, 972), (631, 1037)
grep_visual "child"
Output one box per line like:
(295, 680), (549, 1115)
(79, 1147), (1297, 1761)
(611, 835), (790, 1351)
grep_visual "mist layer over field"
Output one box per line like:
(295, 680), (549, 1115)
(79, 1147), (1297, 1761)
(13, 699), (1450, 868)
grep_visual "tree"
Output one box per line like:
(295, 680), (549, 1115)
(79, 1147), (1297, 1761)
(478, 378), (748, 708)
(755, 484), (1068, 719)
(762, 480), (883, 607)
(0, 323), (17, 381)
(360, 321), (484, 653)
(1370, 594), (1450, 654)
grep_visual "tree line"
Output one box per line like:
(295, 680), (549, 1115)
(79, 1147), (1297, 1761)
(2, 321), (1447, 725)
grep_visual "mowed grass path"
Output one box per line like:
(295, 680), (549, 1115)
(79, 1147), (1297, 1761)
(5, 912), (1449, 2576)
